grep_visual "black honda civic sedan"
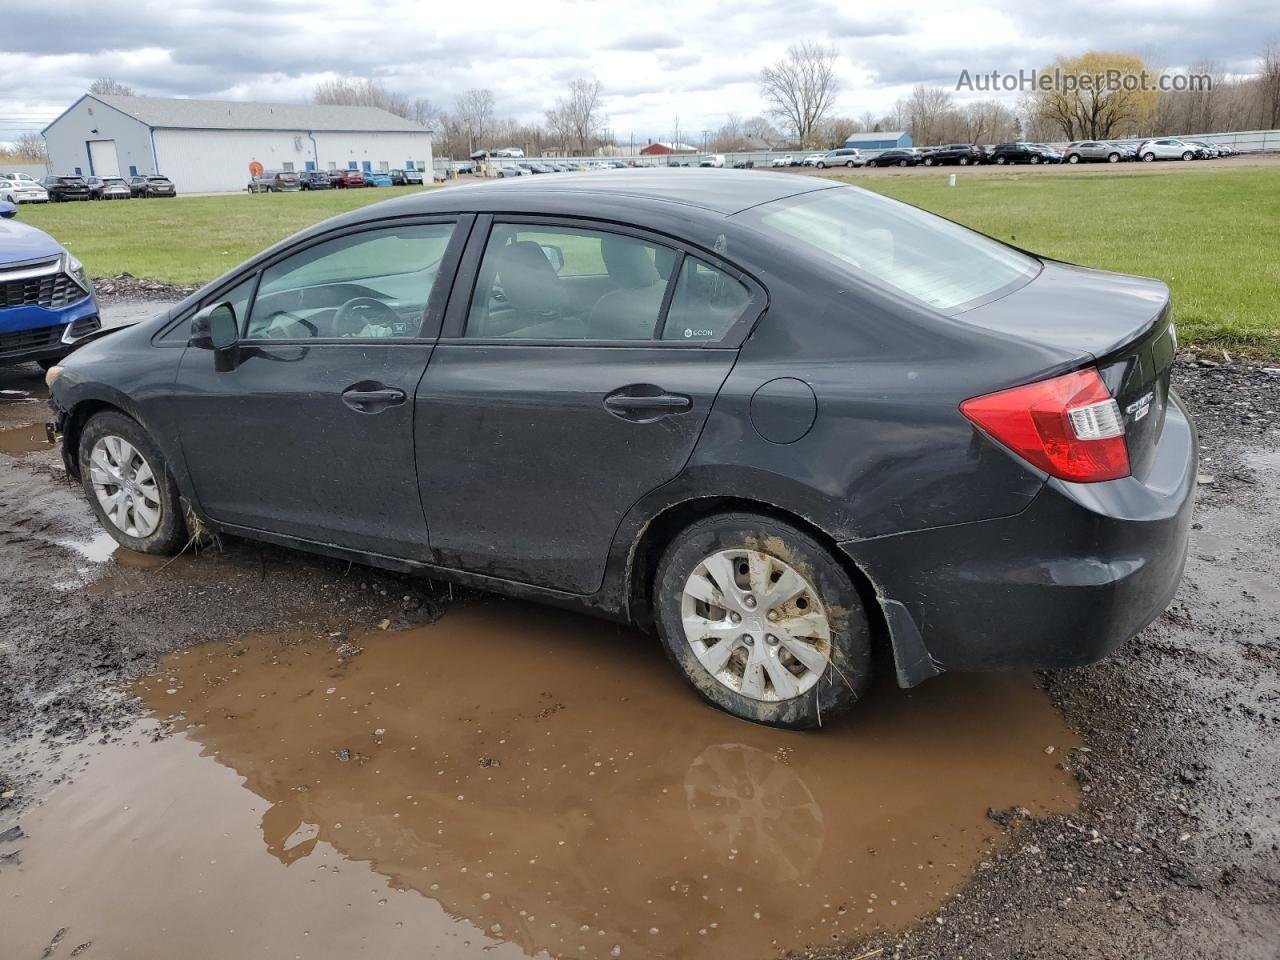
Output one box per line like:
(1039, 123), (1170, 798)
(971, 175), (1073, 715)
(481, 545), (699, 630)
(45, 170), (1195, 729)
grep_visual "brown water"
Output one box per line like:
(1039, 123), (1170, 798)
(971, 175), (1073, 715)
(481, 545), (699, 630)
(0, 420), (49, 456)
(1, 601), (1080, 959)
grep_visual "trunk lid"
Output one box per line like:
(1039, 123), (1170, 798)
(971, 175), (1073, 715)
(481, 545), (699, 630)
(956, 260), (1177, 479)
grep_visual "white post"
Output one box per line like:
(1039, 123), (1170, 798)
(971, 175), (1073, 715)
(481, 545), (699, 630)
(948, 173), (957, 187)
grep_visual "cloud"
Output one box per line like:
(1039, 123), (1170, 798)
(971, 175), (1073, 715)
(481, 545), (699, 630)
(1, 0), (1269, 144)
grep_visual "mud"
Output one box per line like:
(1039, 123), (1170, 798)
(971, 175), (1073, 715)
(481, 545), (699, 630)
(1, 358), (1278, 960)
(0, 606), (1078, 960)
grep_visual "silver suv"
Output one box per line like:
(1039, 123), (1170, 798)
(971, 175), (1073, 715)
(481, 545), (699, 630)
(816, 148), (863, 169)
(1064, 141), (1124, 164)
(1137, 139), (1197, 162)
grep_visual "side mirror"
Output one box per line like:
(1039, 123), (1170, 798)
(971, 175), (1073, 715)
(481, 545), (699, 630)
(0, 201), (16, 220)
(539, 243), (565, 274)
(190, 301), (240, 351)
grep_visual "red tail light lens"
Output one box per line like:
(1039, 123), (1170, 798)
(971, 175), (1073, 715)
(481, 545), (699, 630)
(960, 368), (1130, 483)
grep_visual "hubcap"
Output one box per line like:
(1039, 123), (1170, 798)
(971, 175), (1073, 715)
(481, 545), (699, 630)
(680, 549), (833, 702)
(89, 435), (162, 538)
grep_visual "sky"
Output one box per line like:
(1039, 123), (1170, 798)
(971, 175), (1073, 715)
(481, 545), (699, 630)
(1, 0), (1275, 144)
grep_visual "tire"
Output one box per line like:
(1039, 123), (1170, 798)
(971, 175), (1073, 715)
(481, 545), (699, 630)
(897, 159), (907, 167)
(923, 157), (933, 166)
(653, 512), (872, 730)
(78, 411), (187, 555)
(1030, 155), (1041, 164)
(1182, 151), (1194, 161)
(996, 156), (1007, 164)
(959, 156), (969, 165)
(1067, 154), (1080, 163)
(1108, 153), (1120, 163)
(845, 160), (855, 167)
(1142, 152), (1155, 162)
(816, 161), (826, 169)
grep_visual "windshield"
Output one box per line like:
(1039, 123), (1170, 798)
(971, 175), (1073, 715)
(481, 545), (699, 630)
(737, 185), (1039, 312)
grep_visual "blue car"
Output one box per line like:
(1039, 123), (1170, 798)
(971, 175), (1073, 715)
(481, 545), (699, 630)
(364, 171), (393, 187)
(0, 201), (100, 370)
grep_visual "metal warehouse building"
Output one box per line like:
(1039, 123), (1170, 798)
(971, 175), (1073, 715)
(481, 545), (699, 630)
(42, 95), (433, 194)
(842, 130), (913, 150)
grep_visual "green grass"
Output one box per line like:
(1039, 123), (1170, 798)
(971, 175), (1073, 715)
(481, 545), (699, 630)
(846, 167), (1280, 353)
(21, 187), (437, 286)
(18, 167), (1280, 354)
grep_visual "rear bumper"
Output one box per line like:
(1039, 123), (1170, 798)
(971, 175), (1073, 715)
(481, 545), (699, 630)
(840, 389), (1197, 686)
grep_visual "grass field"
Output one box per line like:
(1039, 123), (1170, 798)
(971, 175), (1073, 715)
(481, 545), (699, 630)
(18, 167), (1280, 353)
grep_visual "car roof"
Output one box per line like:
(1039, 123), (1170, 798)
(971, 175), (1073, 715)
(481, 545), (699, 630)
(383, 169), (834, 216)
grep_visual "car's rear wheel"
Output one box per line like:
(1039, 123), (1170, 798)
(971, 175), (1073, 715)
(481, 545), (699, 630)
(1030, 155), (1041, 164)
(996, 156), (1007, 164)
(897, 159), (907, 167)
(78, 411), (187, 555)
(1182, 151), (1194, 161)
(653, 513), (872, 729)
(959, 156), (970, 165)
(1142, 152), (1155, 162)
(1108, 153), (1120, 162)
(1067, 154), (1080, 163)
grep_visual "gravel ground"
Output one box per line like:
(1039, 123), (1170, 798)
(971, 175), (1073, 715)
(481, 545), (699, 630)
(1, 358), (1277, 958)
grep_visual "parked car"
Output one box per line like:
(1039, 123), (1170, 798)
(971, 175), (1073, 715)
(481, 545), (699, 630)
(526, 163), (557, 175)
(86, 176), (132, 200)
(0, 177), (48, 204)
(864, 149), (918, 167)
(770, 155), (793, 168)
(127, 175), (177, 197)
(40, 175), (91, 201)
(1185, 140), (1219, 159)
(493, 148), (524, 158)
(0, 172), (42, 185)
(298, 170), (332, 190)
(921, 144), (983, 166)
(990, 143), (1053, 165)
(330, 169), (366, 188)
(1136, 139), (1197, 162)
(364, 171), (394, 187)
(732, 159), (755, 169)
(1065, 141), (1124, 164)
(0, 201), (100, 369)
(247, 171), (301, 193)
(699, 155), (726, 168)
(1031, 144), (1065, 163)
(389, 169), (425, 185)
(800, 154), (824, 167)
(497, 164), (530, 178)
(816, 148), (863, 168)
(42, 170), (1196, 730)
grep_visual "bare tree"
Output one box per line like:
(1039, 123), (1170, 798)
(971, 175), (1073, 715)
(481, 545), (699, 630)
(759, 41), (840, 147)
(711, 114), (745, 151)
(905, 85), (954, 146)
(1259, 41), (1280, 130)
(455, 89), (496, 153)
(815, 116), (860, 148)
(8, 133), (47, 160)
(313, 78), (410, 118)
(546, 77), (606, 155)
(742, 115), (780, 146)
(89, 77), (135, 96)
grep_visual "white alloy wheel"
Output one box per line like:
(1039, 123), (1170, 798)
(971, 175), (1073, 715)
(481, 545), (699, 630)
(89, 435), (163, 537)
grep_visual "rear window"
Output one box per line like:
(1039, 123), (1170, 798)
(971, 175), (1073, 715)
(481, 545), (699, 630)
(737, 185), (1038, 312)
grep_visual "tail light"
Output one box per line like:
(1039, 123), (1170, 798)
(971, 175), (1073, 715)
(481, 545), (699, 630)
(960, 368), (1130, 483)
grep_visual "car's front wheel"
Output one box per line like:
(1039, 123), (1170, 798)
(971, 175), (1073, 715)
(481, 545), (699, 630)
(78, 411), (187, 555)
(654, 513), (872, 729)
(1182, 151), (1194, 161)
(1108, 153), (1120, 162)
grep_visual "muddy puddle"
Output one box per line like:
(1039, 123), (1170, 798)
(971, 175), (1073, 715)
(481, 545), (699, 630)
(1, 601), (1080, 959)
(0, 421), (51, 456)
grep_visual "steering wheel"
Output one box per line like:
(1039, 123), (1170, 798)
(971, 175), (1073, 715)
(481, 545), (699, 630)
(333, 297), (402, 337)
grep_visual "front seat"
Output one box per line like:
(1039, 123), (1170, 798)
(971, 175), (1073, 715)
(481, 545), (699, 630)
(485, 241), (572, 337)
(587, 237), (668, 340)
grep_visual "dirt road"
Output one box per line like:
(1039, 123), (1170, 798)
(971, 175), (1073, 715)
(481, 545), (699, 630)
(0, 355), (1276, 960)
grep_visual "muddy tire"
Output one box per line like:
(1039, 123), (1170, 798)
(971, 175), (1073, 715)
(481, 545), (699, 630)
(653, 512), (872, 729)
(78, 410), (187, 555)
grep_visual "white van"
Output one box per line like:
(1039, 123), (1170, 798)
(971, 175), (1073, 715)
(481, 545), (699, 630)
(698, 154), (726, 168)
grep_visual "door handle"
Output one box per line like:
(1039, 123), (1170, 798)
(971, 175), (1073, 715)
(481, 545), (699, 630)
(341, 384), (406, 412)
(603, 386), (693, 420)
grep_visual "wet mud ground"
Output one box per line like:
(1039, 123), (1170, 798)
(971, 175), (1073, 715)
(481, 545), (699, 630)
(1, 355), (1277, 959)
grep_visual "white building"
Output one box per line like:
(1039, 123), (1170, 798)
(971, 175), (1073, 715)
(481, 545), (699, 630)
(42, 95), (434, 193)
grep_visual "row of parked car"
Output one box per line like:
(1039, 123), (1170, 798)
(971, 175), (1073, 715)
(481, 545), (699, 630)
(0, 172), (177, 203)
(246, 168), (426, 193)
(491, 159), (633, 177)
(764, 137), (1246, 170)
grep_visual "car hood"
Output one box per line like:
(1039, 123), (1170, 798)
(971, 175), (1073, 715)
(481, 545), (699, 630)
(0, 217), (63, 262)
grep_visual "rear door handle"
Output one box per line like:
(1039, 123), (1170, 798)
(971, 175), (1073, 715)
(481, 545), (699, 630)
(342, 384), (406, 412)
(603, 386), (693, 420)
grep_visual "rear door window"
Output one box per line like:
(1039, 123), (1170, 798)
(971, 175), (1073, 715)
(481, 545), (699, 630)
(661, 258), (752, 342)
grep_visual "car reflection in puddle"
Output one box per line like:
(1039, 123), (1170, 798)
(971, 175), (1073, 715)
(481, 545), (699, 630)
(2, 601), (1080, 959)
